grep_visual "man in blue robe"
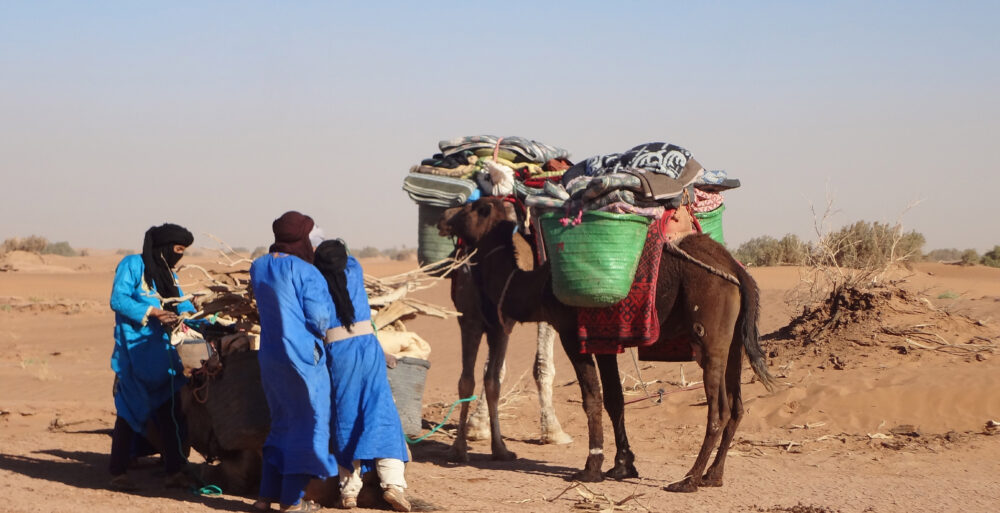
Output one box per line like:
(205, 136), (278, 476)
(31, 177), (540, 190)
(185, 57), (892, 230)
(314, 239), (411, 512)
(109, 223), (197, 490)
(250, 211), (335, 513)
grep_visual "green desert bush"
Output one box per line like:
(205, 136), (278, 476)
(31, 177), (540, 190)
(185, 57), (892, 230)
(981, 246), (1000, 268)
(734, 234), (809, 266)
(959, 249), (980, 266)
(355, 246), (381, 258)
(382, 246), (416, 261)
(41, 241), (77, 256)
(925, 248), (962, 261)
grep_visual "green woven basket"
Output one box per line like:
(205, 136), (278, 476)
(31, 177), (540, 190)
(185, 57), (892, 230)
(417, 204), (456, 266)
(694, 204), (726, 245)
(540, 211), (651, 308)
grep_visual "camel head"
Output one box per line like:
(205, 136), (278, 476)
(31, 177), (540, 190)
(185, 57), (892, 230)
(438, 197), (535, 271)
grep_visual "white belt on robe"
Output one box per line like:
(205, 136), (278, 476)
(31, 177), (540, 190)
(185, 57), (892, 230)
(324, 322), (374, 343)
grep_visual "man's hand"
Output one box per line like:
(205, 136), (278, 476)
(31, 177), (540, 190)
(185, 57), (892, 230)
(151, 308), (179, 326)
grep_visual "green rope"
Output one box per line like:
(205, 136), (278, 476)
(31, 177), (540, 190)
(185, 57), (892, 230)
(405, 395), (478, 444)
(170, 369), (223, 498)
(192, 484), (223, 497)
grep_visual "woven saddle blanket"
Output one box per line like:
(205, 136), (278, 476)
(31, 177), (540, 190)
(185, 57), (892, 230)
(576, 207), (699, 360)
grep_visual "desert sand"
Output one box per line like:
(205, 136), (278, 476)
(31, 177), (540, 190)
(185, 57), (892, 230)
(1, 251), (998, 513)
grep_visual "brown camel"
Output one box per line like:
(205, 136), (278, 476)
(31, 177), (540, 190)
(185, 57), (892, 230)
(446, 227), (571, 464)
(439, 197), (776, 492)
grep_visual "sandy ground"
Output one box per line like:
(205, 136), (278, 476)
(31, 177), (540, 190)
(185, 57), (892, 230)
(1, 251), (999, 513)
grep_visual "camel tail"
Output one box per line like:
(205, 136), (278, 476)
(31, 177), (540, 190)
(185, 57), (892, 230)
(734, 263), (776, 392)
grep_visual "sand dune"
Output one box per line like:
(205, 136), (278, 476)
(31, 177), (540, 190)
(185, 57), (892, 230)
(0, 255), (997, 512)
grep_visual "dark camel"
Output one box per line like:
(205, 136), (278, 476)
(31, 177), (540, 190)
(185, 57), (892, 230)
(446, 226), (571, 464)
(439, 197), (776, 492)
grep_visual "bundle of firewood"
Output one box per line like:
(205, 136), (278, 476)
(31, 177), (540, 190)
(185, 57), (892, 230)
(163, 239), (467, 359)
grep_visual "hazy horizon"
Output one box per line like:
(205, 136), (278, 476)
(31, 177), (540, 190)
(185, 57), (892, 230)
(2, 2), (998, 253)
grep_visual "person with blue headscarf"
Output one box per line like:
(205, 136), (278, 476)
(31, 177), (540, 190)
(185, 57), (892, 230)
(109, 223), (198, 490)
(250, 211), (335, 513)
(313, 239), (411, 512)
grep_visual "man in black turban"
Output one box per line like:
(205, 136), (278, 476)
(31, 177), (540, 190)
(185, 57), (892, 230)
(141, 223), (194, 313)
(109, 222), (197, 491)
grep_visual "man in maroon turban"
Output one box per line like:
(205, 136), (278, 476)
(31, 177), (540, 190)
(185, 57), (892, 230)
(250, 211), (336, 512)
(269, 211), (316, 263)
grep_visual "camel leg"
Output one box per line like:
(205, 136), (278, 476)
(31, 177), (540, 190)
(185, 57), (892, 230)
(667, 284), (739, 493)
(702, 333), (745, 487)
(448, 314), (484, 463)
(535, 322), (572, 445)
(559, 331), (605, 482)
(596, 354), (638, 480)
(666, 343), (730, 493)
(484, 327), (516, 461)
(467, 357), (505, 441)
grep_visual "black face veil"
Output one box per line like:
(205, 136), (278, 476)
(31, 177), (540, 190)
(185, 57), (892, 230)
(141, 223), (193, 311)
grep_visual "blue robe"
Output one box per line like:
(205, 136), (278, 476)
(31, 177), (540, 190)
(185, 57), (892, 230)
(251, 253), (337, 478)
(325, 256), (409, 468)
(110, 254), (194, 434)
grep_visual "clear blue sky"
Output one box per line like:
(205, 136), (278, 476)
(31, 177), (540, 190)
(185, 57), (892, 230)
(2, 1), (997, 252)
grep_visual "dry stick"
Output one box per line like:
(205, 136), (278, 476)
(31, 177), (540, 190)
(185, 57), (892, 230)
(178, 264), (233, 288)
(203, 233), (254, 266)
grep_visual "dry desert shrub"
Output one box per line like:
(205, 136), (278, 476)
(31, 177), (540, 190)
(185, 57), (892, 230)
(788, 194), (924, 308)
(1, 236), (79, 256)
(2, 235), (48, 255)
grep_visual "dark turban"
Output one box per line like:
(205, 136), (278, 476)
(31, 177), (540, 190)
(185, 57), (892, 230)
(314, 239), (355, 331)
(269, 211), (315, 263)
(142, 223), (194, 311)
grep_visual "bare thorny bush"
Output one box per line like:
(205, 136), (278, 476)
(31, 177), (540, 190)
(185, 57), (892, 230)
(786, 192), (924, 311)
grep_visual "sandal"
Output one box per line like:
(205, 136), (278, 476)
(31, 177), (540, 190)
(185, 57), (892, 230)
(109, 474), (138, 491)
(164, 471), (197, 489)
(280, 499), (322, 512)
(339, 495), (357, 509)
(383, 486), (411, 512)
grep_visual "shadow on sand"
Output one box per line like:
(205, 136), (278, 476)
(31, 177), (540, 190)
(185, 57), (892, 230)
(0, 449), (251, 512)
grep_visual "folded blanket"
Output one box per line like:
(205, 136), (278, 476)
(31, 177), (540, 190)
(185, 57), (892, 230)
(596, 201), (665, 219)
(565, 142), (695, 182)
(439, 135), (570, 164)
(692, 189), (724, 213)
(402, 174), (479, 208)
(409, 164), (478, 179)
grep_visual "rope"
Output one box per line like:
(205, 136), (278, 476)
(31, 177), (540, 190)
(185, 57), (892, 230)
(627, 348), (661, 405)
(193, 484), (223, 497)
(664, 241), (740, 286)
(496, 270), (516, 335)
(405, 395), (478, 444)
(169, 368), (223, 496)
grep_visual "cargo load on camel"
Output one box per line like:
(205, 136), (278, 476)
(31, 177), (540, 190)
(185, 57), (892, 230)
(524, 142), (742, 361)
(402, 134), (579, 465)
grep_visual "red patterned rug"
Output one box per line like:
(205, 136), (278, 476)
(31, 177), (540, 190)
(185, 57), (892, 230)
(576, 208), (697, 362)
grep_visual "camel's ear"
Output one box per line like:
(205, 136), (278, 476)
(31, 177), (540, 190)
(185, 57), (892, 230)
(510, 230), (535, 272)
(474, 200), (494, 219)
(502, 200), (518, 222)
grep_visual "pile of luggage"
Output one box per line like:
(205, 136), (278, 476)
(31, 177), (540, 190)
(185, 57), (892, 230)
(402, 135), (573, 265)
